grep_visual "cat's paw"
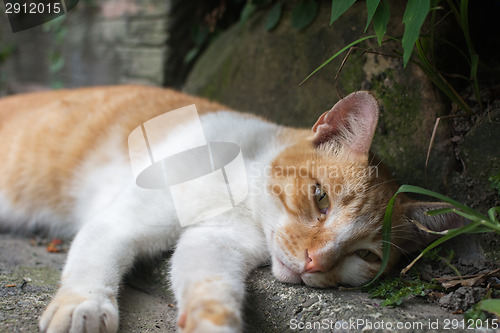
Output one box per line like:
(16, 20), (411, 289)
(39, 287), (118, 333)
(178, 299), (241, 333)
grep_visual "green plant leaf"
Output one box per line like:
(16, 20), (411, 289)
(425, 208), (454, 216)
(240, 2), (257, 25)
(367, 183), (496, 285)
(364, 0), (381, 32)
(396, 185), (482, 217)
(301, 35), (376, 84)
(292, 1), (318, 31)
(184, 47), (200, 64)
(50, 57), (64, 74)
(487, 206), (500, 223)
(413, 40), (472, 114)
(367, 188), (396, 285)
(470, 53), (479, 79)
(330, 0), (356, 25)
(403, 218), (482, 274)
(479, 299), (500, 316)
(190, 25), (209, 46)
(372, 0), (390, 45)
(402, 0), (430, 67)
(265, 2), (282, 31)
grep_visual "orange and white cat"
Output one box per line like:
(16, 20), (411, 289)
(0, 86), (461, 333)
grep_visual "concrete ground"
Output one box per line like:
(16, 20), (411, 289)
(0, 233), (495, 333)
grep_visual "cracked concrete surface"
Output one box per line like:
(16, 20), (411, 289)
(0, 233), (495, 333)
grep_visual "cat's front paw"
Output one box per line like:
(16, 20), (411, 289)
(39, 287), (118, 333)
(178, 299), (241, 333)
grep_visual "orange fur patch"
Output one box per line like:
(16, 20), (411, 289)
(0, 86), (229, 216)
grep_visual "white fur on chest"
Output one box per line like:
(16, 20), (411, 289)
(73, 111), (287, 234)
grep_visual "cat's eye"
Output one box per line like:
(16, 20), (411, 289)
(355, 249), (380, 262)
(314, 184), (329, 214)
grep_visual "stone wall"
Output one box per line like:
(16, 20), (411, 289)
(0, 0), (175, 92)
(184, 1), (455, 194)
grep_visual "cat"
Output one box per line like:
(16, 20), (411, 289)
(0, 85), (462, 333)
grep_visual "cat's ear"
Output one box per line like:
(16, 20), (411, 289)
(398, 201), (467, 253)
(312, 91), (379, 156)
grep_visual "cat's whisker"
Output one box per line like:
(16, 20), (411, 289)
(380, 240), (410, 256)
(365, 179), (398, 191)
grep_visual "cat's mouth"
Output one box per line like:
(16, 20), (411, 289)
(272, 256), (303, 284)
(273, 256), (336, 288)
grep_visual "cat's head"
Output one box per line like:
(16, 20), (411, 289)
(264, 91), (463, 288)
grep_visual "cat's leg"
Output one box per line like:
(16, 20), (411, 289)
(39, 189), (178, 333)
(170, 220), (268, 333)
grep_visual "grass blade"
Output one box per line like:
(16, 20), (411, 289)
(366, 192), (397, 285)
(368, 183), (494, 285)
(401, 220), (482, 274)
(300, 35), (376, 85)
(396, 185), (482, 217)
(487, 207), (500, 223)
(425, 208), (455, 216)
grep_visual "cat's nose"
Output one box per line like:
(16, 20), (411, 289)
(304, 250), (326, 273)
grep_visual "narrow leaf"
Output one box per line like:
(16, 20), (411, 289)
(364, 0), (381, 32)
(479, 299), (500, 316)
(396, 185), (483, 218)
(265, 2), (282, 31)
(368, 183), (492, 285)
(402, 0), (430, 67)
(366, 189), (397, 285)
(470, 53), (479, 80)
(301, 35), (376, 84)
(240, 2), (257, 25)
(330, 0), (356, 25)
(425, 208), (454, 216)
(487, 206), (500, 223)
(372, 0), (390, 45)
(50, 57), (64, 74)
(401, 220), (483, 274)
(184, 48), (200, 64)
(292, 1), (318, 31)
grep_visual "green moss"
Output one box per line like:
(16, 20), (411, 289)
(337, 53), (366, 93)
(368, 69), (431, 186)
(201, 59), (235, 101)
(363, 276), (436, 307)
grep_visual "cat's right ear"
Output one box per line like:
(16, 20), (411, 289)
(311, 91), (379, 156)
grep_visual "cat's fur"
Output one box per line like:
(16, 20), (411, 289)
(0, 86), (462, 333)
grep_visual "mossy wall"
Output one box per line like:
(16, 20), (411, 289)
(184, 1), (453, 193)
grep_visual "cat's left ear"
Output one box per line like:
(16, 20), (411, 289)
(312, 91), (379, 156)
(398, 201), (467, 252)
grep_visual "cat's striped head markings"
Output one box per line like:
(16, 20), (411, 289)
(265, 91), (465, 287)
